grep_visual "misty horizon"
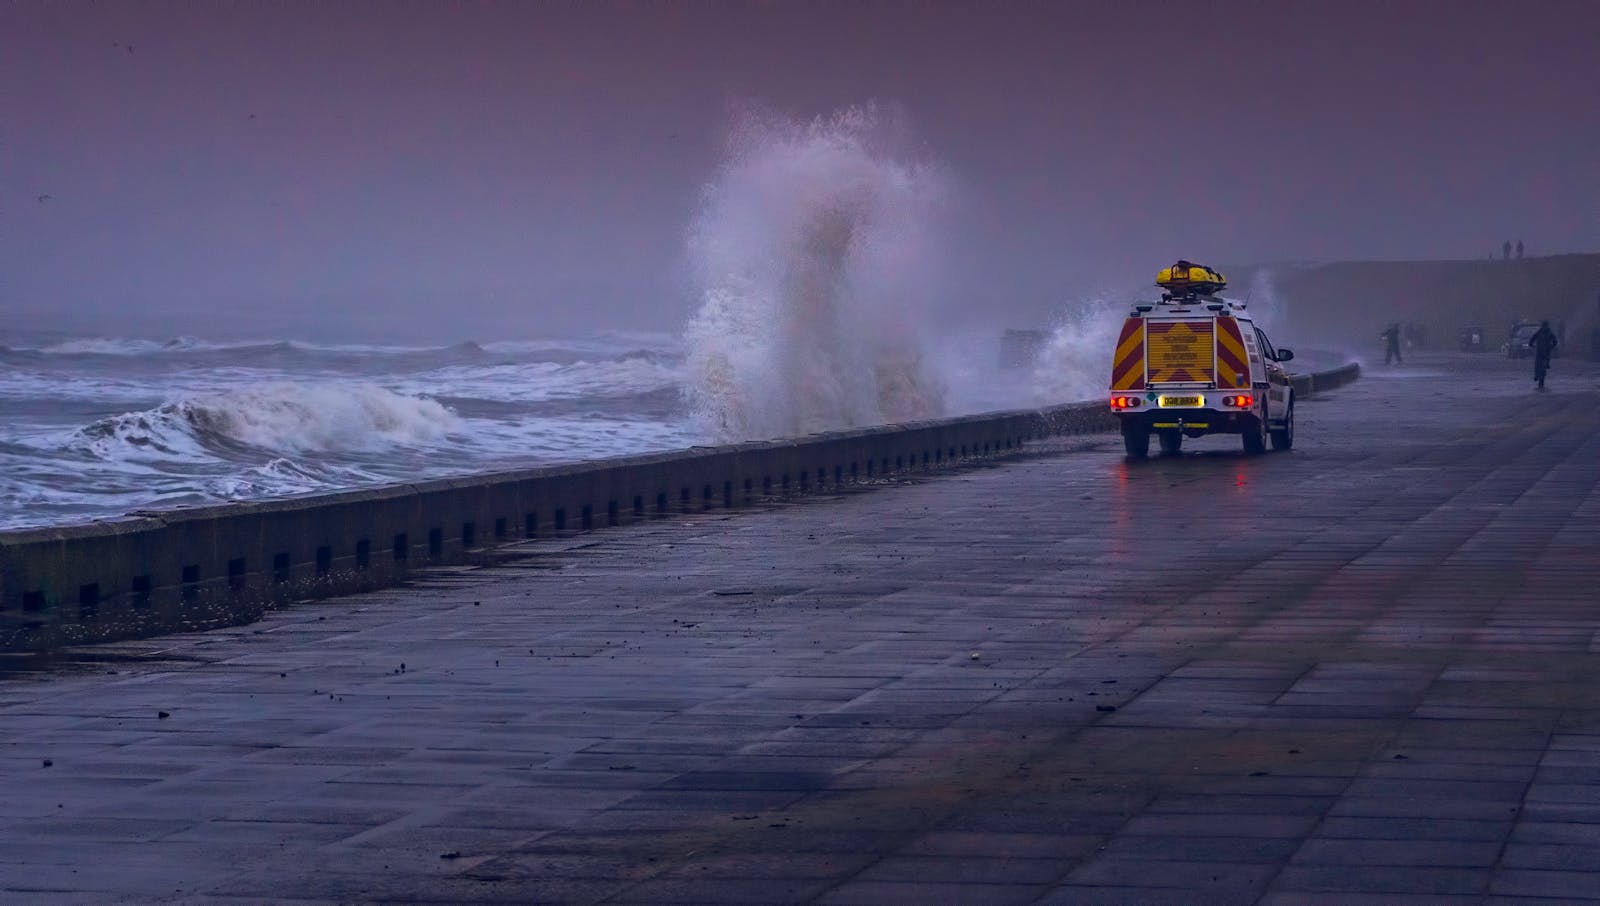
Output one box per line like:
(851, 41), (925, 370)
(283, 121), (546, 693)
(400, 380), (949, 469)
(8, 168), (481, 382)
(6, 2), (1598, 343)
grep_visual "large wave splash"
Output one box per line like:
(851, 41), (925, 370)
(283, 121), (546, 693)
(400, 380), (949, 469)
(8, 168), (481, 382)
(684, 104), (947, 441)
(70, 383), (461, 460)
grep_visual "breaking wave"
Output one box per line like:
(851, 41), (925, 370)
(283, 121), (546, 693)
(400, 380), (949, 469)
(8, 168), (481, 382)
(684, 103), (946, 440)
(69, 383), (461, 460)
(39, 336), (214, 355)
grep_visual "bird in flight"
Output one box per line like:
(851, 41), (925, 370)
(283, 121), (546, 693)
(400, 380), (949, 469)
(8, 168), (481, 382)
(37, 194), (53, 203)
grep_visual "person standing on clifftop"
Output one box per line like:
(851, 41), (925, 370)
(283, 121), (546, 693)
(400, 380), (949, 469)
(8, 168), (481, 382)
(1381, 323), (1403, 365)
(1529, 320), (1558, 389)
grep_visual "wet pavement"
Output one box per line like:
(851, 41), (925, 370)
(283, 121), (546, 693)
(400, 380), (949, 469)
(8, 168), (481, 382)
(3, 352), (1599, 904)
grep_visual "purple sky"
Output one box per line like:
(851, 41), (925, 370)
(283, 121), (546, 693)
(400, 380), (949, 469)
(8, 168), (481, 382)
(5, 1), (1598, 339)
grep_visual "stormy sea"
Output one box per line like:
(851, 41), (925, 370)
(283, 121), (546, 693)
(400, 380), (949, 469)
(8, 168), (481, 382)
(1, 104), (1308, 532)
(0, 332), (707, 530)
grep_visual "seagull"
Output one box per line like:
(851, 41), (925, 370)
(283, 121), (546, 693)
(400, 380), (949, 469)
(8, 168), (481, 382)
(37, 194), (52, 203)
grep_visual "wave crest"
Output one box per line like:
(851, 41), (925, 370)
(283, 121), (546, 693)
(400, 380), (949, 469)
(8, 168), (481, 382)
(70, 383), (461, 460)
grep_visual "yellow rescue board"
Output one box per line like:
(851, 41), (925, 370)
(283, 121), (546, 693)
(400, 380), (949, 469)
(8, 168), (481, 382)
(1156, 261), (1226, 293)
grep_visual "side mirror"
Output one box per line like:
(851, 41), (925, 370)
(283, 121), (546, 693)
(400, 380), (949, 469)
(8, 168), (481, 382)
(1276, 348), (1295, 362)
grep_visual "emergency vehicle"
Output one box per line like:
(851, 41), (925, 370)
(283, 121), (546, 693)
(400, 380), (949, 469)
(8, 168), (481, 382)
(1109, 261), (1296, 458)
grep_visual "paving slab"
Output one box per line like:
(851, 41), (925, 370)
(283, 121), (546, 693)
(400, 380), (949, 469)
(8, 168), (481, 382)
(2, 352), (1599, 903)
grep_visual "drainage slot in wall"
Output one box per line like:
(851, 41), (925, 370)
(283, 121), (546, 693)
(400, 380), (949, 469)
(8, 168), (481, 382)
(78, 583), (100, 620)
(181, 564), (201, 600)
(316, 546), (333, 576)
(554, 508), (567, 533)
(581, 505), (593, 531)
(634, 495), (645, 517)
(493, 517), (507, 539)
(393, 534), (409, 562)
(228, 558), (247, 592)
(131, 575), (152, 607)
(428, 528), (443, 559)
(608, 500), (619, 526)
(462, 522), (477, 549)
(23, 591), (46, 613)
(656, 492), (668, 516)
(524, 513), (538, 539)
(723, 481), (733, 507)
(356, 539), (371, 570)
(273, 552), (291, 584)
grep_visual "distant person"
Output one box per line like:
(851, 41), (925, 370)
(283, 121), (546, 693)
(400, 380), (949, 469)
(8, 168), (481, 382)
(1381, 322), (1403, 365)
(1503, 240), (1512, 260)
(1516, 239), (1524, 259)
(1529, 320), (1558, 389)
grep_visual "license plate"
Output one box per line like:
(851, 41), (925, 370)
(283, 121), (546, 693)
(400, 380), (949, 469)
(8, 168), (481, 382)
(1159, 396), (1202, 407)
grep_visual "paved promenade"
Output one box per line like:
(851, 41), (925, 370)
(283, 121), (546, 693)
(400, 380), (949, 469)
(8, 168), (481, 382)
(4, 353), (1600, 904)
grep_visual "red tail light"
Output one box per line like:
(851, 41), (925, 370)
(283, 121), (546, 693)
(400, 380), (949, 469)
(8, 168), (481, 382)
(1111, 396), (1142, 409)
(1223, 395), (1254, 408)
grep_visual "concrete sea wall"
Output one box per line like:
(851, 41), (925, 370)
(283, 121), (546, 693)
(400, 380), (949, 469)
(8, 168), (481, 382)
(0, 363), (1359, 652)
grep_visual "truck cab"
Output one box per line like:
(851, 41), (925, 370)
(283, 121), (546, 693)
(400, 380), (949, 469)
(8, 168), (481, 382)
(1109, 262), (1296, 458)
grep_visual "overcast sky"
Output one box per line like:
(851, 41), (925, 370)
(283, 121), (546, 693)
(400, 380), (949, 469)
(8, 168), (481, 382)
(5, 1), (1597, 339)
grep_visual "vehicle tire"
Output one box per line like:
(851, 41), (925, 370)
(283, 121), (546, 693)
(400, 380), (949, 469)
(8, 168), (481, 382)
(1242, 407), (1268, 455)
(1271, 402), (1294, 451)
(1158, 430), (1182, 456)
(1122, 423), (1150, 459)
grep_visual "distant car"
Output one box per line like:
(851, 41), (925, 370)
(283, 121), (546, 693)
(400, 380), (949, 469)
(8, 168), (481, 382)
(1505, 322), (1539, 359)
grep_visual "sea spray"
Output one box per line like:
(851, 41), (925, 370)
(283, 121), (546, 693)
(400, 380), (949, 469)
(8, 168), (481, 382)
(1242, 267), (1286, 336)
(1030, 299), (1125, 404)
(684, 104), (946, 440)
